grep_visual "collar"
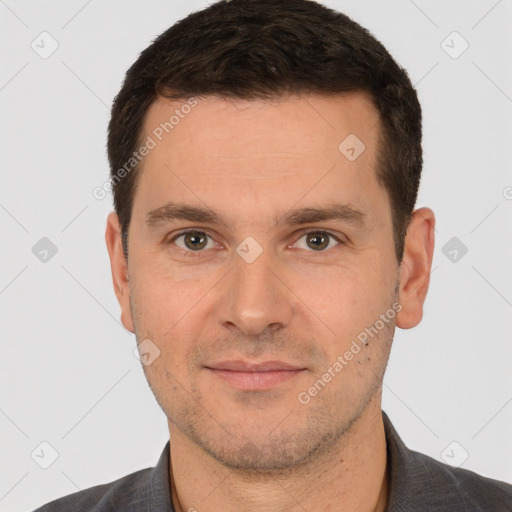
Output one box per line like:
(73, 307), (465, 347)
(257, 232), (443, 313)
(149, 410), (470, 512)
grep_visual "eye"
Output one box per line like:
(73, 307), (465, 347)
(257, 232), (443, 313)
(292, 231), (341, 251)
(172, 230), (216, 252)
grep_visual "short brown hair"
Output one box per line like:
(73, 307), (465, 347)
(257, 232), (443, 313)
(107, 0), (422, 262)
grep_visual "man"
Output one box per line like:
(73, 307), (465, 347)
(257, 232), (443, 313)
(34, 0), (512, 510)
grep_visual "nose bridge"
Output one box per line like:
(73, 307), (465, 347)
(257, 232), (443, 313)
(218, 247), (293, 335)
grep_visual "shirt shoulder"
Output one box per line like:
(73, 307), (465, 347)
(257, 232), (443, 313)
(31, 442), (173, 512)
(383, 411), (512, 512)
(404, 447), (512, 511)
(31, 468), (151, 512)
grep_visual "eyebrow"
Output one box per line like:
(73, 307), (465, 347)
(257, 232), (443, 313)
(275, 204), (368, 230)
(146, 202), (368, 230)
(146, 203), (227, 227)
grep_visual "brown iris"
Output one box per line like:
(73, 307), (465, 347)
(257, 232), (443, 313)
(183, 231), (208, 250)
(306, 232), (330, 250)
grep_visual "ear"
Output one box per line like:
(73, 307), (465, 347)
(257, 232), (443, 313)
(396, 207), (435, 329)
(105, 212), (135, 333)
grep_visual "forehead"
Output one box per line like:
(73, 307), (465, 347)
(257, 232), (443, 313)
(134, 92), (387, 229)
(143, 92), (379, 158)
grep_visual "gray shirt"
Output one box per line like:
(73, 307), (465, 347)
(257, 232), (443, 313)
(33, 411), (512, 511)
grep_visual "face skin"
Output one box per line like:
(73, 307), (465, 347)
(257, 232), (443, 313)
(106, 92), (435, 512)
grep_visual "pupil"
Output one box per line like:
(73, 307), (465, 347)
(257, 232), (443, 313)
(308, 233), (328, 250)
(185, 232), (207, 250)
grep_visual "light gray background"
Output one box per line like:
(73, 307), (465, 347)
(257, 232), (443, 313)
(1, 1), (511, 511)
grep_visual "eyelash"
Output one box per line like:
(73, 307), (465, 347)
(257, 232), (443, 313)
(167, 229), (344, 258)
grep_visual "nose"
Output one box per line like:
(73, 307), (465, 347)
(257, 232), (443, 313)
(215, 249), (293, 336)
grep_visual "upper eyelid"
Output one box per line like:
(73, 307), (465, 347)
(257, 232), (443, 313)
(169, 228), (216, 241)
(293, 228), (343, 240)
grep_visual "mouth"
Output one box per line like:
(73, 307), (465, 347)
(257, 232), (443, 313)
(204, 360), (307, 390)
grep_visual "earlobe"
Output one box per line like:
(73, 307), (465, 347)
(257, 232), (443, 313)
(396, 207), (435, 330)
(105, 212), (135, 333)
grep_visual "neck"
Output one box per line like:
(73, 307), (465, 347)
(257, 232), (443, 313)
(168, 396), (389, 512)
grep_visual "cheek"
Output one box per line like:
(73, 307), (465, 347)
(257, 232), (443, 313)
(299, 261), (397, 367)
(300, 260), (389, 323)
(128, 260), (218, 372)
(128, 250), (208, 329)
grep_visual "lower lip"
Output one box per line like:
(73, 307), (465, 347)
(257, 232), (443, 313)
(207, 369), (305, 390)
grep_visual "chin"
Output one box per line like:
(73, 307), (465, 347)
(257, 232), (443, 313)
(179, 406), (351, 474)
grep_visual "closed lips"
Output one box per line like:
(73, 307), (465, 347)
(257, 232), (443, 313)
(205, 360), (305, 372)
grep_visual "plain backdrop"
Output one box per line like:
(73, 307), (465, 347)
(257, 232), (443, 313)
(1, 1), (511, 511)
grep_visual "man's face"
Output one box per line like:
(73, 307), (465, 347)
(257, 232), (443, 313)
(112, 93), (403, 470)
